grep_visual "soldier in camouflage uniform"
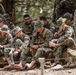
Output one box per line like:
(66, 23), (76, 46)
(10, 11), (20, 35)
(0, 25), (13, 68)
(22, 14), (34, 39)
(3, 13), (15, 30)
(62, 13), (73, 27)
(62, 12), (76, 41)
(49, 17), (76, 68)
(4, 26), (30, 70)
(39, 16), (55, 33)
(0, 18), (10, 32)
(54, 13), (73, 39)
(0, 14), (7, 24)
(63, 12), (76, 38)
(3, 26), (30, 70)
(24, 20), (53, 69)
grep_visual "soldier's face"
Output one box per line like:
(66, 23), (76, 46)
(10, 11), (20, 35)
(44, 20), (47, 25)
(16, 31), (22, 37)
(24, 17), (31, 25)
(36, 28), (41, 32)
(36, 27), (43, 32)
(0, 32), (6, 37)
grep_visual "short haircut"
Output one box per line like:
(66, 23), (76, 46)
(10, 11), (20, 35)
(23, 14), (30, 18)
(39, 16), (47, 20)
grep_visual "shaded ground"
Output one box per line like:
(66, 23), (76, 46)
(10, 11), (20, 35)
(0, 68), (76, 75)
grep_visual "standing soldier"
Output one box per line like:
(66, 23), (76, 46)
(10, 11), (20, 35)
(25, 20), (53, 69)
(49, 17), (76, 69)
(22, 14), (34, 39)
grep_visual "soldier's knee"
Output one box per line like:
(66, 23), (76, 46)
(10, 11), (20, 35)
(16, 39), (23, 45)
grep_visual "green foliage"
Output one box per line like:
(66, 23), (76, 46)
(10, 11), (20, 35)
(15, 0), (55, 26)
(28, 6), (40, 19)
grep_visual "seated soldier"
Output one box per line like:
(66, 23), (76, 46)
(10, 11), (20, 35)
(3, 26), (30, 70)
(0, 25), (13, 67)
(22, 14), (34, 39)
(54, 12), (73, 39)
(39, 15), (55, 33)
(3, 13), (15, 30)
(0, 18), (8, 28)
(49, 16), (76, 69)
(24, 20), (53, 69)
(62, 12), (76, 42)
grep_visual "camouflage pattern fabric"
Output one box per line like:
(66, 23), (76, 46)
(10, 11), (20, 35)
(22, 22), (34, 38)
(13, 33), (30, 61)
(31, 28), (53, 61)
(54, 26), (76, 62)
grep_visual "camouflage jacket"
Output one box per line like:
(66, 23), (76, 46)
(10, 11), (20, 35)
(0, 32), (13, 48)
(57, 25), (74, 43)
(30, 28), (53, 47)
(22, 22), (34, 37)
(43, 21), (55, 33)
(13, 33), (30, 51)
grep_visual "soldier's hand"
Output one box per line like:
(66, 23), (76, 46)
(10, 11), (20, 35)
(0, 45), (3, 48)
(30, 48), (33, 52)
(51, 39), (57, 42)
(31, 45), (39, 49)
(54, 32), (59, 38)
(59, 24), (67, 30)
(13, 51), (19, 56)
(49, 41), (57, 47)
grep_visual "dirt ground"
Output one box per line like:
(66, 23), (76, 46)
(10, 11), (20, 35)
(0, 68), (76, 75)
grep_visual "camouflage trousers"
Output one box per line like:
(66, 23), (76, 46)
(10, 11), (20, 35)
(20, 47), (31, 60)
(4, 47), (31, 65)
(32, 47), (52, 61)
(0, 48), (13, 59)
(55, 37), (76, 63)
